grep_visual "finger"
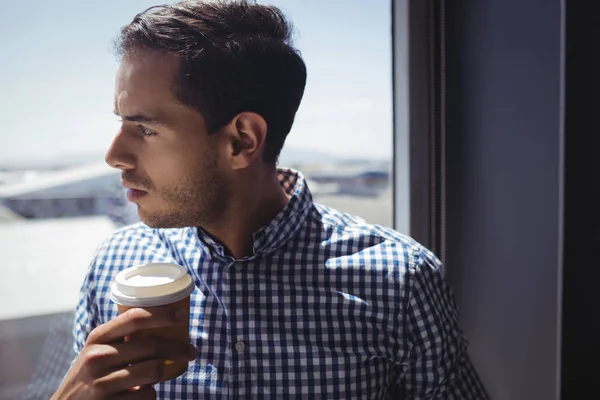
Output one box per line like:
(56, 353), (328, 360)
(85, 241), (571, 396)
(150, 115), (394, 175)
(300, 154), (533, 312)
(96, 358), (179, 393)
(88, 337), (197, 371)
(113, 385), (157, 399)
(86, 307), (189, 344)
(112, 336), (198, 367)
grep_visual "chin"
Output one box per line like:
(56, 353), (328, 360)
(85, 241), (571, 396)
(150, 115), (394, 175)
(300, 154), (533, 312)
(138, 209), (198, 229)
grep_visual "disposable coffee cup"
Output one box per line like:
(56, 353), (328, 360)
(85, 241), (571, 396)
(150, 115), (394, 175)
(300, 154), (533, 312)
(110, 263), (195, 382)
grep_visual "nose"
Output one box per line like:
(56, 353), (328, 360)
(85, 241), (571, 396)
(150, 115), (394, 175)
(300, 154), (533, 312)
(105, 128), (135, 171)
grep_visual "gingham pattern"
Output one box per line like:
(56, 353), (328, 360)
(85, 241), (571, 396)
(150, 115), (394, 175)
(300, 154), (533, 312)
(73, 169), (488, 399)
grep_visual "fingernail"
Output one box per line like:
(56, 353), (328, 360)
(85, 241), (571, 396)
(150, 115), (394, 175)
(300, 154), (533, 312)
(175, 309), (189, 321)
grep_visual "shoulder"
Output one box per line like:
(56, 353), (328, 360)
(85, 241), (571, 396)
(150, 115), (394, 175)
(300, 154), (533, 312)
(81, 223), (196, 321)
(90, 222), (194, 278)
(309, 203), (442, 274)
(95, 222), (163, 253)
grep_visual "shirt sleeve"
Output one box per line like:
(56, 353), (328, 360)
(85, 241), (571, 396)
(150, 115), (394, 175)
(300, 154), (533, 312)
(72, 259), (101, 356)
(396, 246), (489, 399)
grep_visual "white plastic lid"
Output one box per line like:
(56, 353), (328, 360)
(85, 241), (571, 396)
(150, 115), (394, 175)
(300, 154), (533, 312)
(110, 263), (195, 307)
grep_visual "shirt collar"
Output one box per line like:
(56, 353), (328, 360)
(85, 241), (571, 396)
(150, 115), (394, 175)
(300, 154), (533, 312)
(196, 168), (313, 260)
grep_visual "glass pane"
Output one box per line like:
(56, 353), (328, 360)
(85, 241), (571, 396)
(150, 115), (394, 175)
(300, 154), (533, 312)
(271, 0), (394, 228)
(0, 0), (395, 397)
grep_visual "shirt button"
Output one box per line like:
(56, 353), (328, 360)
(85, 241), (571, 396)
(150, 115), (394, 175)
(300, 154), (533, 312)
(235, 341), (245, 353)
(234, 262), (243, 272)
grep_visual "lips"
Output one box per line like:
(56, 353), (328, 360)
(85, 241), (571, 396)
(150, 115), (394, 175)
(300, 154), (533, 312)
(126, 188), (148, 202)
(122, 180), (148, 202)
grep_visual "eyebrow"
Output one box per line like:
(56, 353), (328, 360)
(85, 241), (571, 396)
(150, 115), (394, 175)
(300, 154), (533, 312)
(113, 110), (172, 128)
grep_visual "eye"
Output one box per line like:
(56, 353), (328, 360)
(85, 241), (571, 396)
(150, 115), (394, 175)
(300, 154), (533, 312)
(137, 125), (157, 137)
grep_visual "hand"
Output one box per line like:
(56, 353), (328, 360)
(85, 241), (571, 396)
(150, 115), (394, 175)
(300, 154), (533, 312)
(51, 307), (197, 399)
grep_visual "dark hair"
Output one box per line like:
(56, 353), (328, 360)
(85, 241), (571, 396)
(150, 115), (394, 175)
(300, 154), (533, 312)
(115, 0), (307, 163)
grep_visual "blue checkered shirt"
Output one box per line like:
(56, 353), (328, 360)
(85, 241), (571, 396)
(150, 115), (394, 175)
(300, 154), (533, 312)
(73, 169), (488, 399)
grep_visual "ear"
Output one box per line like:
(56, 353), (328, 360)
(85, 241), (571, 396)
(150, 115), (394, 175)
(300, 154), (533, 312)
(226, 112), (267, 170)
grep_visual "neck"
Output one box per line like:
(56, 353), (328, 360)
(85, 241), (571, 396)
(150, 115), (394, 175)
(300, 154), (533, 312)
(200, 167), (290, 259)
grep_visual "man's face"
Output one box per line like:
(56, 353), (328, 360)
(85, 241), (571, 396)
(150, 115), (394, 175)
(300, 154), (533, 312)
(106, 51), (231, 228)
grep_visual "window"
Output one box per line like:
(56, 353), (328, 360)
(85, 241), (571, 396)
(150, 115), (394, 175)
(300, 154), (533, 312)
(0, 0), (401, 397)
(269, 0), (395, 228)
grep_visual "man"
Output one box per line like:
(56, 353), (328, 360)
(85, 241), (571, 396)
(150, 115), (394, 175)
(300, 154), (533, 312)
(53, 1), (488, 398)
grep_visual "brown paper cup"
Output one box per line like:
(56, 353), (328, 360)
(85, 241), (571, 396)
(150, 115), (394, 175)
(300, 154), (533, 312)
(117, 295), (191, 382)
(110, 263), (195, 383)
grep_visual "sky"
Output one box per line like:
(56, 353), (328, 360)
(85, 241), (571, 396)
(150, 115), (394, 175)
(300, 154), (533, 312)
(0, 0), (393, 165)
